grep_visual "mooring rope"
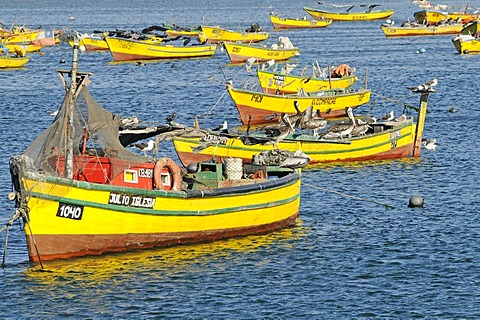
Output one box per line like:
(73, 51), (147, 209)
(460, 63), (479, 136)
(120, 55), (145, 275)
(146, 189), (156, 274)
(303, 182), (395, 209)
(371, 92), (419, 112)
(1, 208), (22, 268)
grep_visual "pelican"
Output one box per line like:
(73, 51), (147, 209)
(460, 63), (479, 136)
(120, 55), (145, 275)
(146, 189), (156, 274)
(280, 150), (310, 169)
(295, 106), (328, 136)
(322, 107), (355, 139)
(264, 114), (295, 146)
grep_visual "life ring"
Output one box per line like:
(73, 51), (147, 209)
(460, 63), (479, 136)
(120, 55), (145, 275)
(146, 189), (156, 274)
(153, 158), (182, 191)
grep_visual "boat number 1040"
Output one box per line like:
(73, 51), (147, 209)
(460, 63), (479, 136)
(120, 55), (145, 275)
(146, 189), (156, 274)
(57, 203), (84, 220)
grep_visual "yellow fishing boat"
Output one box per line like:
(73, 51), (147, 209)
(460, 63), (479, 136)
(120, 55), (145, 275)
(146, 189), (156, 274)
(6, 43), (302, 265)
(269, 14), (332, 29)
(200, 25), (268, 44)
(223, 37), (299, 64)
(414, 10), (478, 25)
(304, 5), (394, 21)
(104, 35), (217, 61)
(0, 28), (41, 43)
(381, 22), (465, 37)
(4, 42), (42, 53)
(452, 21), (480, 54)
(226, 83), (371, 125)
(0, 55), (29, 68)
(68, 33), (109, 51)
(257, 64), (356, 94)
(172, 83), (434, 167)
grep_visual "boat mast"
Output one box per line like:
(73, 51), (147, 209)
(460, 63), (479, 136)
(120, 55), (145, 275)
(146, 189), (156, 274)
(65, 38), (79, 178)
(412, 90), (431, 157)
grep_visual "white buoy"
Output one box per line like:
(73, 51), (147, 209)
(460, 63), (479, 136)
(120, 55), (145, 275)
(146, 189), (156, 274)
(408, 195), (424, 208)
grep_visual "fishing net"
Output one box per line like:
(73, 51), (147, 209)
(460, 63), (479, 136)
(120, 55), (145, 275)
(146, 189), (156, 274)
(21, 72), (148, 181)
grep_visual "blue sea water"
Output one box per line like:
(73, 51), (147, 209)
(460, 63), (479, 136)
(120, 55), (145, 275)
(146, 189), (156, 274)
(1, 0), (480, 318)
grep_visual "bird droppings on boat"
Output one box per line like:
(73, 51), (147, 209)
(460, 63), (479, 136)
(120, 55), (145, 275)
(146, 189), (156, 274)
(448, 106), (458, 113)
(408, 195), (424, 208)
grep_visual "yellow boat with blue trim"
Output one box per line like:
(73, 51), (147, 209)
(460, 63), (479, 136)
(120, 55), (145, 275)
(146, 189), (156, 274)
(7, 43), (301, 265)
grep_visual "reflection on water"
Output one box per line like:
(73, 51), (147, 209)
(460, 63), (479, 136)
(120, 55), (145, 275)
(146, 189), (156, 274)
(25, 223), (305, 285)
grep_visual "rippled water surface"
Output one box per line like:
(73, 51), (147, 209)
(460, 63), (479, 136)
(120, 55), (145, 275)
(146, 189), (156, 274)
(1, 0), (480, 318)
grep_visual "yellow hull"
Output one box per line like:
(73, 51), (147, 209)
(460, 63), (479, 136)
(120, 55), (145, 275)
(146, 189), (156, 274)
(69, 36), (109, 51)
(227, 85), (371, 124)
(414, 10), (478, 25)
(19, 170), (301, 262)
(200, 26), (268, 44)
(0, 29), (41, 43)
(381, 23), (465, 37)
(269, 15), (332, 29)
(173, 120), (417, 166)
(223, 42), (299, 64)
(452, 36), (480, 54)
(257, 69), (356, 94)
(0, 55), (29, 68)
(304, 7), (394, 21)
(104, 36), (217, 61)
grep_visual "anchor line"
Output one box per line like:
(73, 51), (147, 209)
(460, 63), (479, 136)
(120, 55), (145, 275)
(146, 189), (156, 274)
(371, 92), (419, 112)
(303, 181), (395, 209)
(1, 208), (23, 268)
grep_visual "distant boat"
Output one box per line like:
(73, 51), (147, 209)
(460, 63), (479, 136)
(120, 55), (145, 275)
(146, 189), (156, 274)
(269, 14), (332, 29)
(304, 5), (394, 21)
(257, 64), (357, 94)
(381, 21), (465, 37)
(200, 25), (268, 44)
(104, 34), (217, 61)
(0, 54), (29, 68)
(414, 9), (478, 25)
(223, 37), (299, 64)
(68, 32), (109, 51)
(452, 20), (480, 54)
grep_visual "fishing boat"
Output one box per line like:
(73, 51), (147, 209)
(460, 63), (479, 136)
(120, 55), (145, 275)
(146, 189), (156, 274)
(104, 34), (217, 61)
(223, 37), (299, 64)
(304, 5), (394, 21)
(225, 83), (371, 125)
(6, 42), (302, 265)
(257, 64), (356, 94)
(452, 20), (480, 54)
(200, 25), (268, 44)
(0, 54), (29, 68)
(414, 9), (478, 25)
(381, 21), (465, 37)
(68, 33), (109, 51)
(269, 14), (332, 29)
(172, 82), (434, 167)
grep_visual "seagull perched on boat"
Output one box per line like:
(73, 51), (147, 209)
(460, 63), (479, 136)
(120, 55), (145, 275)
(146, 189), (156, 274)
(422, 138), (437, 150)
(408, 78), (438, 92)
(381, 110), (395, 121)
(133, 140), (155, 156)
(47, 109), (59, 116)
(212, 120), (228, 134)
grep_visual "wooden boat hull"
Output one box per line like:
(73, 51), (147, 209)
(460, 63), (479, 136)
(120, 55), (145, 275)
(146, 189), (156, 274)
(200, 26), (268, 44)
(381, 24), (464, 37)
(304, 7), (394, 21)
(452, 35), (480, 54)
(104, 36), (217, 61)
(0, 56), (29, 68)
(69, 37), (109, 51)
(0, 29), (41, 43)
(16, 169), (300, 262)
(227, 85), (371, 125)
(269, 15), (332, 29)
(257, 69), (356, 94)
(223, 42), (299, 64)
(173, 120), (417, 167)
(414, 10), (478, 25)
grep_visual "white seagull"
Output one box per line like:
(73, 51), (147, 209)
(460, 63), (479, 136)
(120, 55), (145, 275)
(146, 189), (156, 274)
(422, 138), (437, 150)
(382, 110), (395, 121)
(133, 140), (155, 156)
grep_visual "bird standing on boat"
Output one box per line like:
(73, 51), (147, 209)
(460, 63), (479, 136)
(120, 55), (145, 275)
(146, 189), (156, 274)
(264, 114), (295, 146)
(322, 107), (356, 139)
(133, 140), (155, 156)
(212, 120), (228, 134)
(382, 110), (395, 121)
